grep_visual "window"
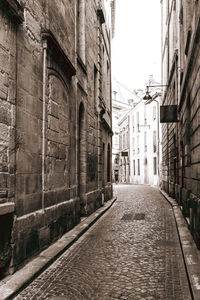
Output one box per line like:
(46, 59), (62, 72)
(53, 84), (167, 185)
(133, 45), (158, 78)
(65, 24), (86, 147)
(133, 137), (135, 155)
(126, 129), (129, 148)
(137, 135), (140, 153)
(153, 131), (157, 153)
(119, 133), (122, 150)
(137, 159), (140, 175)
(153, 106), (156, 120)
(144, 131), (147, 152)
(133, 160), (135, 175)
(153, 157), (157, 175)
(136, 112), (139, 131)
(144, 105), (147, 125)
(132, 115), (135, 132)
(123, 133), (125, 149)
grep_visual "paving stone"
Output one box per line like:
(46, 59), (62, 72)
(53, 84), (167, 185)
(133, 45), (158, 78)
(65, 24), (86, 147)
(14, 185), (192, 300)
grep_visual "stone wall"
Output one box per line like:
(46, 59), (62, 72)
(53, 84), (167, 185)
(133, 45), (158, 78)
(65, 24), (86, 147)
(0, 0), (113, 276)
(161, 0), (200, 248)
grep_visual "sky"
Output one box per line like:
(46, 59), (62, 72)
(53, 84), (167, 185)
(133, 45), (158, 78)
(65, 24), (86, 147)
(112, 0), (161, 90)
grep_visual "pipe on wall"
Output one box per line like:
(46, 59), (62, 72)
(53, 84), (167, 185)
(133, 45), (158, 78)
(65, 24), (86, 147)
(42, 39), (47, 210)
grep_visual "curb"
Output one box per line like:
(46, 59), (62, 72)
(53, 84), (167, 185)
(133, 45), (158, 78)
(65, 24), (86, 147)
(160, 189), (200, 300)
(0, 197), (117, 300)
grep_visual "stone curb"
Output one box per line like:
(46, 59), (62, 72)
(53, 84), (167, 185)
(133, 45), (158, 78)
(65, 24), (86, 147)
(160, 189), (200, 300)
(0, 197), (117, 300)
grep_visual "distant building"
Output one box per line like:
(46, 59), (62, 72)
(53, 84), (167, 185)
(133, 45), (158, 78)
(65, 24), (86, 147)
(111, 80), (133, 182)
(161, 1), (200, 247)
(0, 0), (115, 277)
(117, 91), (161, 186)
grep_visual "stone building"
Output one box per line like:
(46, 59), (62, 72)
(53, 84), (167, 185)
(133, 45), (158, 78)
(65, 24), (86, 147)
(117, 86), (161, 186)
(161, 0), (200, 247)
(0, 0), (115, 277)
(112, 80), (134, 182)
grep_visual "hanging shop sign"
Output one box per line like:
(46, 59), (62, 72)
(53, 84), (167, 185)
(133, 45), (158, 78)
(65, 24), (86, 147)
(121, 151), (128, 157)
(160, 105), (178, 123)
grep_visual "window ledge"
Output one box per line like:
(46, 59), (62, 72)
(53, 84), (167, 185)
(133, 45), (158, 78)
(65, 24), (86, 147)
(0, 202), (15, 215)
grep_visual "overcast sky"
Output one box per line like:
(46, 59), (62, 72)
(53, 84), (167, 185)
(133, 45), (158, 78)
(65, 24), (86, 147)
(111, 0), (161, 90)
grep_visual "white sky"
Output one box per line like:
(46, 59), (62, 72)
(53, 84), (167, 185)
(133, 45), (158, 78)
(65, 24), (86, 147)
(112, 0), (161, 90)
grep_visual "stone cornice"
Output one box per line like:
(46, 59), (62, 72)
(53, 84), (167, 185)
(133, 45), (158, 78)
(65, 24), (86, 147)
(41, 30), (76, 80)
(0, 0), (24, 24)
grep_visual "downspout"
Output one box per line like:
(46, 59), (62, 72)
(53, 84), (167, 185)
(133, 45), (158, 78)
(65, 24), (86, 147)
(42, 39), (47, 210)
(177, 0), (181, 186)
(157, 99), (160, 187)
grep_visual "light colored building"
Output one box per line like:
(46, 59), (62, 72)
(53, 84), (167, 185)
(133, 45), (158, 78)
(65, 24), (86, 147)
(118, 87), (161, 186)
(112, 80), (135, 181)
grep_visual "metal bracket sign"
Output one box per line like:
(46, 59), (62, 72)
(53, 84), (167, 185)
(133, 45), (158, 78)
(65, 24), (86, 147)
(121, 151), (128, 157)
(160, 105), (178, 123)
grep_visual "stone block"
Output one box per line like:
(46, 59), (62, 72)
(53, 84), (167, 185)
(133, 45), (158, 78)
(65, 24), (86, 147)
(59, 130), (69, 145)
(44, 190), (57, 208)
(25, 229), (39, 258)
(38, 226), (50, 249)
(24, 174), (41, 195)
(59, 144), (66, 159)
(49, 221), (60, 242)
(56, 188), (69, 204)
(12, 234), (25, 268)
(48, 115), (59, 132)
(8, 78), (16, 104)
(0, 48), (9, 73)
(59, 115), (69, 132)
(0, 173), (8, 189)
(16, 193), (42, 217)
(7, 174), (15, 198)
(0, 88), (7, 100)
(44, 206), (58, 225)
(47, 141), (59, 158)
(24, 9), (41, 42)
(48, 100), (59, 118)
(16, 151), (41, 174)
(48, 129), (59, 143)
(47, 171), (65, 190)
(15, 210), (44, 234)
(54, 160), (65, 173)
(0, 123), (9, 143)
(0, 105), (11, 126)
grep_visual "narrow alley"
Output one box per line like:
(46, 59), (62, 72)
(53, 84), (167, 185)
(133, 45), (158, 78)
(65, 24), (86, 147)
(14, 185), (191, 300)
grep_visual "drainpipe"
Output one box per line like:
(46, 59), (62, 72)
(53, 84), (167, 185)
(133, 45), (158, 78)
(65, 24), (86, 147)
(157, 99), (160, 187)
(42, 40), (47, 210)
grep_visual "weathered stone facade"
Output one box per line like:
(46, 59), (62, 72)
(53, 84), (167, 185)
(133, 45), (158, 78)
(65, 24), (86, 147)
(161, 0), (200, 247)
(0, 0), (115, 278)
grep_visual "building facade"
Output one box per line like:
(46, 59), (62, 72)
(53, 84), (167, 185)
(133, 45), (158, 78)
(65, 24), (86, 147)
(161, 0), (200, 247)
(111, 81), (134, 182)
(118, 91), (161, 186)
(0, 0), (115, 278)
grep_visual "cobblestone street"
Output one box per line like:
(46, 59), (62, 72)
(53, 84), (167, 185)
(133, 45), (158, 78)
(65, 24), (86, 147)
(14, 185), (192, 300)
